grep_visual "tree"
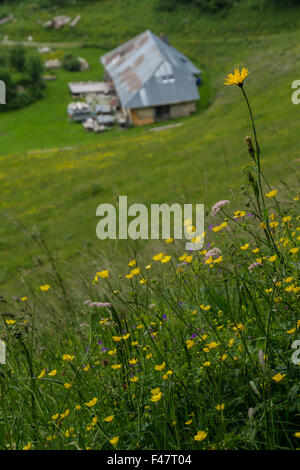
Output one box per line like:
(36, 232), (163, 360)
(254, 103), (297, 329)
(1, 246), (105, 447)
(26, 54), (44, 83)
(10, 45), (26, 72)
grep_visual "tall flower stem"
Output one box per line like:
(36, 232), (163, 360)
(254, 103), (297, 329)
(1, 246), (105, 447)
(240, 85), (282, 259)
(240, 86), (265, 209)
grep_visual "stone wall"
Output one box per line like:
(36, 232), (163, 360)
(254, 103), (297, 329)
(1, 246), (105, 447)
(129, 101), (197, 126)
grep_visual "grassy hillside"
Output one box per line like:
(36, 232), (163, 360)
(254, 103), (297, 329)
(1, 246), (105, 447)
(0, 0), (299, 292)
(0, 0), (300, 452)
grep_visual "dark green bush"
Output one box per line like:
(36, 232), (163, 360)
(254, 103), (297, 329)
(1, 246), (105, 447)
(0, 49), (9, 68)
(0, 52), (44, 111)
(26, 54), (44, 83)
(62, 54), (81, 72)
(10, 45), (26, 72)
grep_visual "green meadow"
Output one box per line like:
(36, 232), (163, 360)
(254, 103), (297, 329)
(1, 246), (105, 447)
(0, 1), (299, 291)
(0, 1), (299, 451)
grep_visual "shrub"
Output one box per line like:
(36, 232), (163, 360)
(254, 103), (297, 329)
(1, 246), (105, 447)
(62, 54), (81, 72)
(0, 48), (9, 68)
(10, 45), (26, 72)
(25, 54), (44, 84)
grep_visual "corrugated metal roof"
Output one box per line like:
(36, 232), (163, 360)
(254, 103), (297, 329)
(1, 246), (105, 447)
(100, 30), (201, 109)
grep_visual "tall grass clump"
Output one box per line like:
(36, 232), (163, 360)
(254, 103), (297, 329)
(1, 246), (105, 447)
(0, 68), (299, 450)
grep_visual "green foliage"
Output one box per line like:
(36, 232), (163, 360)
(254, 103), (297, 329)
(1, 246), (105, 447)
(25, 54), (44, 83)
(62, 53), (81, 72)
(0, 49), (44, 111)
(10, 44), (26, 72)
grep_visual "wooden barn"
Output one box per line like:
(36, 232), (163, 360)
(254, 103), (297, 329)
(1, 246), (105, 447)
(100, 30), (201, 126)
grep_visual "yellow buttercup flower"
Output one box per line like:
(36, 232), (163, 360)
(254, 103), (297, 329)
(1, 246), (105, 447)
(200, 304), (210, 311)
(272, 373), (286, 383)
(129, 358), (138, 365)
(40, 284), (50, 291)
(109, 436), (119, 445)
(97, 270), (109, 278)
(153, 253), (163, 261)
(234, 211), (245, 219)
(215, 403), (225, 411)
(240, 243), (249, 250)
(161, 255), (171, 263)
(194, 430), (207, 442)
(62, 354), (74, 362)
(154, 362), (166, 371)
(5, 319), (16, 325)
(131, 267), (140, 276)
(60, 409), (70, 419)
(64, 383), (72, 389)
(104, 415), (114, 423)
(150, 392), (162, 402)
(48, 369), (57, 376)
(85, 397), (98, 407)
(286, 328), (296, 335)
(112, 336), (122, 342)
(38, 369), (46, 379)
(266, 190), (277, 198)
(166, 238), (173, 243)
(128, 259), (136, 267)
(224, 67), (249, 86)
(23, 442), (31, 450)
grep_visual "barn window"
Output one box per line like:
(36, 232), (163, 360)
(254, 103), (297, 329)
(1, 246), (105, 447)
(161, 75), (175, 84)
(155, 61), (175, 84)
